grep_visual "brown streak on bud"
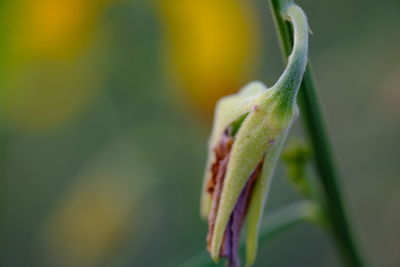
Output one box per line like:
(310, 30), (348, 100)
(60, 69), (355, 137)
(206, 129), (234, 250)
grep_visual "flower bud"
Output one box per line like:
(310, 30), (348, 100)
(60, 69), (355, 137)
(200, 80), (297, 267)
(200, 3), (309, 266)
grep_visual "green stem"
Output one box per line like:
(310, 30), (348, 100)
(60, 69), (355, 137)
(177, 201), (314, 267)
(270, 1), (367, 267)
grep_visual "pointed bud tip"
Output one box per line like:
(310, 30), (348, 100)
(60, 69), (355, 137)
(211, 250), (220, 263)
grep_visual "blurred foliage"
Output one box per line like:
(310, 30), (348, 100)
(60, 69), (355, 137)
(40, 138), (150, 267)
(0, 0), (112, 133)
(42, 171), (134, 267)
(0, 0), (399, 266)
(282, 140), (312, 198)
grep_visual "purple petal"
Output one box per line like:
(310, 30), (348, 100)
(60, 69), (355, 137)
(220, 160), (264, 267)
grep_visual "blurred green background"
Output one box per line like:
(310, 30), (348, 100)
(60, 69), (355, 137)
(0, 0), (399, 266)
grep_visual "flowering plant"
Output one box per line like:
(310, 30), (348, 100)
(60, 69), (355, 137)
(192, 1), (368, 266)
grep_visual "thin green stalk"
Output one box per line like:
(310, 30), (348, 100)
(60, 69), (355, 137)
(270, 1), (367, 267)
(177, 201), (314, 267)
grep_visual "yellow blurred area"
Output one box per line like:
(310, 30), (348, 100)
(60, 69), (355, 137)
(7, 0), (111, 59)
(42, 170), (135, 267)
(0, 0), (113, 134)
(157, 0), (260, 117)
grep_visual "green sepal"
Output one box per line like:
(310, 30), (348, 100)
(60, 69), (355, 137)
(200, 81), (268, 219)
(245, 135), (286, 266)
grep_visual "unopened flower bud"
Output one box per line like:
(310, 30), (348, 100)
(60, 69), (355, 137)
(200, 3), (309, 266)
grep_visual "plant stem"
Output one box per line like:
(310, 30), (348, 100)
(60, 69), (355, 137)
(177, 201), (313, 267)
(270, 1), (367, 267)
